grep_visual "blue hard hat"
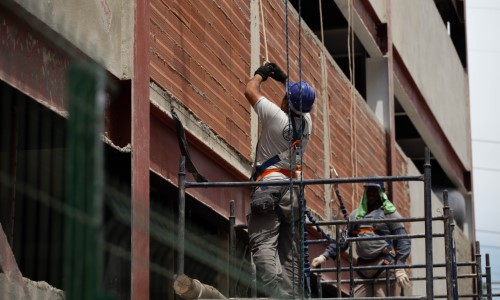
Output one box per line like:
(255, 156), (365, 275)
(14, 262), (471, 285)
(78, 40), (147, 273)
(363, 176), (385, 191)
(286, 81), (316, 114)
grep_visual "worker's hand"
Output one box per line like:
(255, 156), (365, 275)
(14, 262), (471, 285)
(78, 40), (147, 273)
(395, 268), (411, 288)
(311, 255), (327, 267)
(268, 63), (288, 83)
(254, 62), (274, 81)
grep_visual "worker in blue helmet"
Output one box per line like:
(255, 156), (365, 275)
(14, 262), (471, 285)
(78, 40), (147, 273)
(312, 178), (411, 296)
(245, 62), (315, 298)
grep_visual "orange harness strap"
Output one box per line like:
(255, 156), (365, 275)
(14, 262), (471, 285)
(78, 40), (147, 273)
(352, 227), (379, 235)
(254, 168), (297, 182)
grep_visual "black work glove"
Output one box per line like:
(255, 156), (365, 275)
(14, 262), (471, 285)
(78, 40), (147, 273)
(253, 62), (274, 81)
(268, 63), (288, 83)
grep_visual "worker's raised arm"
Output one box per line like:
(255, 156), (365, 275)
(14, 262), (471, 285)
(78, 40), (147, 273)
(245, 62), (288, 107)
(244, 74), (265, 107)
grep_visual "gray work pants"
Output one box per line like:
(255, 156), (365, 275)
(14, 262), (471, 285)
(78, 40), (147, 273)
(247, 185), (301, 298)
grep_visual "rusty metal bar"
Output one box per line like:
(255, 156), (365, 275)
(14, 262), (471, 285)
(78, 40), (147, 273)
(229, 200), (236, 298)
(131, 0), (150, 297)
(424, 148), (434, 299)
(177, 156), (186, 275)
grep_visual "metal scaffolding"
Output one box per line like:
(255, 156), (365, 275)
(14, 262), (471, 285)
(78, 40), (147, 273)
(176, 148), (498, 299)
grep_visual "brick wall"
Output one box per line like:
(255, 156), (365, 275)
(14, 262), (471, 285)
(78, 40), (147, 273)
(150, 0), (411, 220)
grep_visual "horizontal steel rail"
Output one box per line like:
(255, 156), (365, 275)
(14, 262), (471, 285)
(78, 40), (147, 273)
(185, 175), (424, 188)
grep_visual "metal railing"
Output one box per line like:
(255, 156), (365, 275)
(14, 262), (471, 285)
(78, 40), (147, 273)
(177, 148), (498, 299)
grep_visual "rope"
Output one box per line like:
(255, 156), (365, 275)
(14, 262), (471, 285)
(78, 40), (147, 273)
(259, 0), (269, 63)
(347, 0), (359, 206)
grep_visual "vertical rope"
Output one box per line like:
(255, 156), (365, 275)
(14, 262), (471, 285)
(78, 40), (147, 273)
(259, 0), (269, 63)
(347, 0), (358, 207)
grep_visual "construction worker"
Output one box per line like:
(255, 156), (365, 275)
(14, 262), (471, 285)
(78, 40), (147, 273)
(245, 62), (316, 298)
(311, 179), (411, 296)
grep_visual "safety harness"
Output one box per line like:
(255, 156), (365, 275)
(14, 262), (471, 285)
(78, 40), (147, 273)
(250, 114), (305, 181)
(353, 208), (397, 279)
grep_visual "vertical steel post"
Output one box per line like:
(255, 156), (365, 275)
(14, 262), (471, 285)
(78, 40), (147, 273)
(424, 148), (434, 299)
(229, 200), (236, 298)
(316, 272), (323, 298)
(443, 190), (453, 300)
(450, 222), (459, 299)
(349, 244), (354, 297)
(335, 224), (342, 297)
(476, 241), (483, 299)
(385, 266), (390, 296)
(7, 89), (18, 247)
(486, 253), (492, 300)
(131, 0), (150, 297)
(177, 156), (186, 275)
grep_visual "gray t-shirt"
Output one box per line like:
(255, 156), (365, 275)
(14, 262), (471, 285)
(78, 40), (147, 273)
(254, 96), (312, 181)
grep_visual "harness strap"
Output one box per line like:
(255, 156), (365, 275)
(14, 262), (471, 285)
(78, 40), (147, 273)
(352, 227), (379, 235)
(254, 168), (297, 182)
(251, 116), (305, 181)
(355, 207), (398, 279)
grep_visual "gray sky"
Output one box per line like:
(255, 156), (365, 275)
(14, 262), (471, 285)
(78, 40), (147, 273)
(466, 0), (500, 291)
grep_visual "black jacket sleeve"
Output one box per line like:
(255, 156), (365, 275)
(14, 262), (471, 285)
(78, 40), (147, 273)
(392, 226), (411, 265)
(321, 231), (350, 259)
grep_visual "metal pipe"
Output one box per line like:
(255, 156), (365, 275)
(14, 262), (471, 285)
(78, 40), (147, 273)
(185, 175), (424, 188)
(312, 261), (477, 274)
(424, 148), (434, 299)
(476, 241), (483, 299)
(177, 156), (186, 275)
(486, 253), (492, 300)
(349, 243), (354, 297)
(307, 216), (444, 226)
(322, 273), (480, 284)
(316, 272), (323, 298)
(307, 232), (445, 244)
(7, 97), (18, 247)
(450, 222), (459, 299)
(311, 297), (425, 300)
(335, 224), (341, 298)
(443, 190), (452, 300)
(229, 200), (236, 298)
